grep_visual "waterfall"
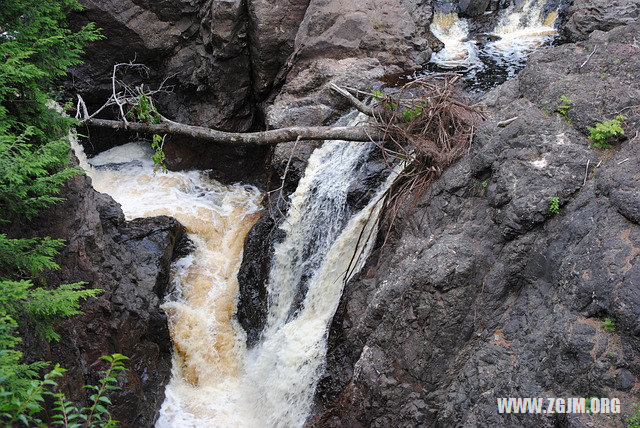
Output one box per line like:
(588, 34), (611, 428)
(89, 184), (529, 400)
(154, 124), (395, 427)
(244, 133), (396, 427)
(429, 0), (559, 80)
(71, 117), (396, 427)
(429, 12), (480, 70)
(484, 0), (559, 76)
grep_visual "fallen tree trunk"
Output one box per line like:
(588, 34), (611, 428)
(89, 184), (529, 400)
(83, 118), (383, 145)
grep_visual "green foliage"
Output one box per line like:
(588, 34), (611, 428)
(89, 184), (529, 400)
(588, 114), (626, 148)
(0, 354), (128, 427)
(549, 196), (560, 215)
(151, 135), (168, 174)
(370, 90), (385, 101)
(126, 93), (161, 125)
(586, 396), (598, 413)
(81, 354), (128, 427)
(602, 317), (616, 333)
(128, 94), (167, 172)
(482, 180), (488, 188)
(0, 0), (101, 222)
(555, 95), (573, 117)
(627, 405), (640, 428)
(0, 0), (106, 422)
(402, 105), (424, 122)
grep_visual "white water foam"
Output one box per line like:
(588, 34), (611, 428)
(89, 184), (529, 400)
(429, 0), (558, 76)
(157, 118), (397, 427)
(429, 12), (481, 71)
(72, 119), (396, 427)
(484, 0), (558, 77)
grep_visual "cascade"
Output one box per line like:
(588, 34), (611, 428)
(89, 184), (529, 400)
(72, 118), (396, 427)
(484, 0), (559, 77)
(429, 12), (480, 70)
(429, 0), (559, 86)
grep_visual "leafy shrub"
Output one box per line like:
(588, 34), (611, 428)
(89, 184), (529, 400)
(588, 114), (626, 148)
(0, 354), (128, 427)
(549, 196), (560, 215)
(602, 317), (616, 333)
(555, 95), (573, 117)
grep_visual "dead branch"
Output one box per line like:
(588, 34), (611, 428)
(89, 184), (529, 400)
(580, 45), (597, 69)
(367, 74), (485, 243)
(329, 83), (374, 116)
(83, 117), (383, 145)
(497, 116), (518, 127)
(77, 62), (383, 144)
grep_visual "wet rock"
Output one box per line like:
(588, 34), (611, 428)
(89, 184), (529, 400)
(70, 0), (310, 185)
(562, 0), (640, 42)
(459, 0), (492, 17)
(18, 164), (188, 427)
(237, 211), (277, 347)
(70, 0), (253, 131)
(312, 23), (640, 427)
(238, 0), (436, 344)
(162, 137), (270, 187)
(248, 0), (311, 99)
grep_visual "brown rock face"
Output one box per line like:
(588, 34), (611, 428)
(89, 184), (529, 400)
(266, 0), (433, 128)
(248, 0), (311, 99)
(18, 167), (189, 427)
(69, 0), (316, 185)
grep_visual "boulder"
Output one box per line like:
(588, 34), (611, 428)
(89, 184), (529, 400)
(19, 165), (188, 427)
(562, 0), (640, 41)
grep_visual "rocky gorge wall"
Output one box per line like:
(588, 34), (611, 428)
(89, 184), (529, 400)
(45, 0), (640, 426)
(16, 169), (188, 426)
(312, 19), (640, 428)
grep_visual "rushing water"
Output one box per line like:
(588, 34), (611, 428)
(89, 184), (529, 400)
(429, 0), (559, 91)
(73, 122), (396, 426)
(69, 3), (558, 424)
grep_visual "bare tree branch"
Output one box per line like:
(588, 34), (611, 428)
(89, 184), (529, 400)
(83, 117), (383, 145)
(329, 83), (374, 116)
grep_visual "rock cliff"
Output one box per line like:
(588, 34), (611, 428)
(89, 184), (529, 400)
(312, 22), (640, 427)
(19, 166), (187, 426)
(53, 0), (640, 425)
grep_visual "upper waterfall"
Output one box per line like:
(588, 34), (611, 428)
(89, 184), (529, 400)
(429, 0), (559, 88)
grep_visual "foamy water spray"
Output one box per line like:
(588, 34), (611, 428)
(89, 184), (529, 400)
(72, 117), (395, 426)
(245, 129), (397, 427)
(485, 0), (558, 76)
(429, 12), (480, 70)
(429, 0), (558, 76)
(157, 117), (394, 426)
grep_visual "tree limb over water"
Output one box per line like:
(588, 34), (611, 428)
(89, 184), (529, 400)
(82, 117), (383, 145)
(76, 61), (381, 144)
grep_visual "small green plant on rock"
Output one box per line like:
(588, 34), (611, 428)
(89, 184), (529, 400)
(402, 105), (424, 122)
(370, 90), (385, 101)
(555, 95), (573, 117)
(549, 196), (560, 215)
(627, 405), (640, 428)
(588, 114), (626, 148)
(602, 317), (616, 333)
(128, 93), (168, 172)
(586, 396), (599, 413)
